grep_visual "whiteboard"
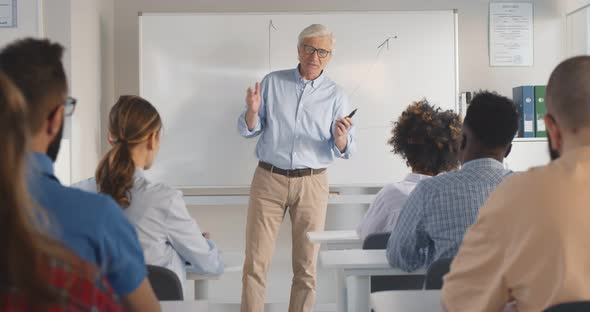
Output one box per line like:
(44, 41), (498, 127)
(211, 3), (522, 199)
(140, 11), (458, 187)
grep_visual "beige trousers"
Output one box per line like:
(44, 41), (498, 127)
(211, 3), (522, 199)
(241, 166), (329, 312)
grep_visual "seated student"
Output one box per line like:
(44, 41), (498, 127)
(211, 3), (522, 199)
(75, 95), (224, 289)
(0, 72), (122, 311)
(0, 39), (160, 311)
(386, 91), (518, 272)
(442, 56), (590, 312)
(356, 100), (461, 240)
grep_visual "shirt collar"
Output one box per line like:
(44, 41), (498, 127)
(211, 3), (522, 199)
(461, 158), (505, 171)
(404, 173), (431, 183)
(28, 152), (55, 176)
(294, 65), (326, 88)
(134, 168), (146, 179)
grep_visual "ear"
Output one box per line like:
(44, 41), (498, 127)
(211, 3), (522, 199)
(47, 106), (64, 137)
(545, 114), (562, 153)
(504, 143), (513, 158)
(146, 132), (156, 151)
(107, 132), (116, 146)
(460, 134), (467, 150)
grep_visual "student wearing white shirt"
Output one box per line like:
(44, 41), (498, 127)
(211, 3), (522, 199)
(75, 95), (223, 289)
(356, 100), (461, 240)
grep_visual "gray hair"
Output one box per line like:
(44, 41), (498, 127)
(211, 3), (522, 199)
(297, 24), (335, 48)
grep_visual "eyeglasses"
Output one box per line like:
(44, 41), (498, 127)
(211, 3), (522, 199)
(302, 45), (331, 58)
(64, 96), (77, 116)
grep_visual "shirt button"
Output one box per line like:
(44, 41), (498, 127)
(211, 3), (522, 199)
(294, 152), (297, 156)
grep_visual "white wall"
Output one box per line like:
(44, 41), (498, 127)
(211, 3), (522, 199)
(69, 0), (115, 182)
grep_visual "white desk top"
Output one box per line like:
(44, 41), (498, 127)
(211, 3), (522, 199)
(321, 249), (391, 270)
(161, 300), (208, 312)
(320, 249), (425, 275)
(371, 290), (442, 312)
(187, 265), (242, 280)
(307, 230), (361, 244)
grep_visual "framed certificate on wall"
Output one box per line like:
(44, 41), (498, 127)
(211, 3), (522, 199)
(0, 0), (17, 28)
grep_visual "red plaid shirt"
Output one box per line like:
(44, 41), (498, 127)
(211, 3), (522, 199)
(1, 257), (123, 311)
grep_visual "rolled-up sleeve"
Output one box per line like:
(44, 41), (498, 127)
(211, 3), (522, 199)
(237, 108), (263, 138)
(331, 92), (356, 159)
(165, 191), (224, 275)
(237, 78), (267, 138)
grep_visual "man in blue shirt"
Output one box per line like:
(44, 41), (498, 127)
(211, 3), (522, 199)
(0, 38), (160, 312)
(386, 91), (519, 272)
(238, 24), (355, 312)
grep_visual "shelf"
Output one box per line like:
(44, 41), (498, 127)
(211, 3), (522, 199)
(513, 137), (547, 142)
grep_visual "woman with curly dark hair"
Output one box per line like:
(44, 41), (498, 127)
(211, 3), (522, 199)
(357, 100), (461, 240)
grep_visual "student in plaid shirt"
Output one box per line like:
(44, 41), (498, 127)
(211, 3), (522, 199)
(0, 72), (122, 311)
(386, 91), (519, 272)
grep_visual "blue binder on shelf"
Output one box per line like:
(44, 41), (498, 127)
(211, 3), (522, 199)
(513, 86), (536, 137)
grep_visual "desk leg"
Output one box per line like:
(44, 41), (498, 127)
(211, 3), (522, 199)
(336, 269), (347, 312)
(347, 275), (370, 312)
(194, 280), (209, 300)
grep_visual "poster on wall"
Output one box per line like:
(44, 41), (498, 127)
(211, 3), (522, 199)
(489, 2), (534, 66)
(0, 0), (16, 27)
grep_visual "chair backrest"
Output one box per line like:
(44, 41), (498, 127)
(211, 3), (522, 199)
(544, 302), (590, 312)
(147, 265), (183, 301)
(363, 232), (424, 292)
(362, 232), (391, 250)
(424, 258), (453, 289)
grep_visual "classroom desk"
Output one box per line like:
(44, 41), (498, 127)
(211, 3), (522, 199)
(187, 265), (243, 300)
(161, 300), (208, 312)
(307, 230), (362, 250)
(320, 249), (426, 312)
(370, 290), (442, 312)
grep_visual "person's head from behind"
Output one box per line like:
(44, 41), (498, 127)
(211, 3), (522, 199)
(460, 91), (518, 164)
(389, 99), (461, 175)
(545, 56), (590, 160)
(0, 72), (67, 305)
(0, 38), (72, 162)
(96, 95), (162, 208)
(297, 24), (334, 80)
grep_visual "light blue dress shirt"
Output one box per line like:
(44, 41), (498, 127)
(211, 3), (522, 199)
(75, 169), (224, 289)
(386, 158), (512, 272)
(237, 66), (356, 169)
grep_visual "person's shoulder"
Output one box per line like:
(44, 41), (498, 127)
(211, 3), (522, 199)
(496, 163), (552, 195)
(264, 68), (295, 81)
(417, 171), (453, 190)
(133, 175), (182, 203)
(55, 184), (125, 220)
(71, 177), (98, 193)
(378, 182), (408, 197)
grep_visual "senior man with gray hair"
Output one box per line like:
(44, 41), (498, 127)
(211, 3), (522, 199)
(238, 24), (356, 312)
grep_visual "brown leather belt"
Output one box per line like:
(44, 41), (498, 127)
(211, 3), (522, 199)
(258, 161), (326, 177)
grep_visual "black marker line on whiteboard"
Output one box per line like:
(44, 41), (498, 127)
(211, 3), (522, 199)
(268, 20), (277, 72)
